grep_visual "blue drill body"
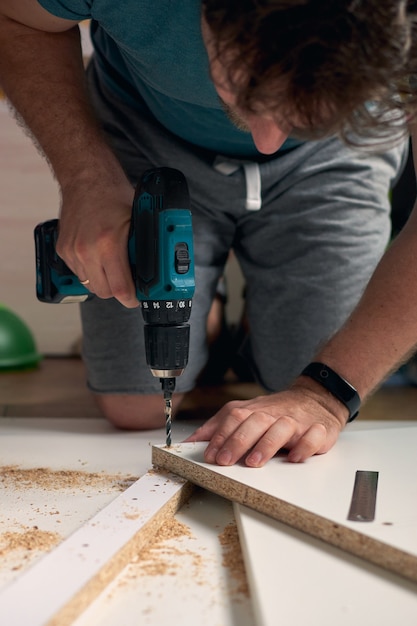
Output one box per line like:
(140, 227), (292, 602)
(35, 168), (195, 445)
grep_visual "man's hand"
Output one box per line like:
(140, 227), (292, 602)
(56, 173), (139, 309)
(0, 2), (139, 309)
(186, 383), (347, 467)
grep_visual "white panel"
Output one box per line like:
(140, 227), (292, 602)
(152, 422), (417, 579)
(235, 503), (417, 626)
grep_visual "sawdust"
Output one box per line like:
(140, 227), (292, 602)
(131, 517), (199, 577)
(146, 467), (165, 477)
(0, 465), (137, 492)
(219, 521), (250, 597)
(115, 516), (249, 602)
(0, 526), (61, 557)
(0, 465), (138, 567)
(154, 517), (193, 542)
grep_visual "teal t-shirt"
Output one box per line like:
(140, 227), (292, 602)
(38, 0), (301, 157)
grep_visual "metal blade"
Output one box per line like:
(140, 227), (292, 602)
(348, 470), (379, 522)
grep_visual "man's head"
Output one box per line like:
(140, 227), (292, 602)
(202, 0), (417, 145)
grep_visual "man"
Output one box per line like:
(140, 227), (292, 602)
(0, 1), (415, 467)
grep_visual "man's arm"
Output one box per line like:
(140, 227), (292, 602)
(311, 125), (417, 404)
(311, 202), (417, 403)
(190, 133), (417, 466)
(0, 1), (138, 307)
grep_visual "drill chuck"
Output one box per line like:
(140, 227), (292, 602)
(144, 324), (190, 378)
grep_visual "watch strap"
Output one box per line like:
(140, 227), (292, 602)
(301, 362), (360, 422)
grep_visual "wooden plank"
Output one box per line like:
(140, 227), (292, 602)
(74, 492), (255, 626)
(0, 470), (193, 626)
(152, 423), (417, 584)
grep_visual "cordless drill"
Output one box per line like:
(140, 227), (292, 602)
(34, 167), (195, 446)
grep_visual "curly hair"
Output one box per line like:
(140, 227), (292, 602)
(202, 0), (417, 145)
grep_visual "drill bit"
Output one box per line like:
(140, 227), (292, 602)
(164, 393), (172, 447)
(161, 377), (176, 447)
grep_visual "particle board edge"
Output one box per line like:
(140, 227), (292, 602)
(152, 445), (417, 585)
(49, 477), (194, 626)
(0, 470), (194, 626)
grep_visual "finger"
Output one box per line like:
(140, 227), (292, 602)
(209, 410), (279, 466)
(71, 251), (104, 295)
(73, 261), (105, 297)
(78, 276), (95, 294)
(106, 270), (139, 307)
(77, 252), (138, 307)
(287, 423), (329, 463)
(244, 415), (297, 467)
(202, 406), (253, 464)
(183, 414), (223, 442)
(102, 246), (138, 307)
(184, 398), (256, 443)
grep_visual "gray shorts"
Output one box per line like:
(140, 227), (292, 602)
(81, 60), (408, 394)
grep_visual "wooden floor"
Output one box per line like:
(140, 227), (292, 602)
(1, 356), (417, 422)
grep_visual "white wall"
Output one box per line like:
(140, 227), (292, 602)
(0, 99), (82, 355)
(0, 18), (93, 355)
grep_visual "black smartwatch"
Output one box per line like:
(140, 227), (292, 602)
(301, 362), (360, 422)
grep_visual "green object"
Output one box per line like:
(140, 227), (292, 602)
(0, 305), (42, 370)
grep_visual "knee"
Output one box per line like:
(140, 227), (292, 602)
(94, 392), (184, 430)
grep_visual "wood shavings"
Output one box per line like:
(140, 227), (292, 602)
(218, 521), (250, 597)
(131, 518), (199, 577)
(0, 526), (61, 557)
(154, 518), (193, 542)
(123, 513), (140, 521)
(110, 513), (249, 603)
(0, 465), (137, 492)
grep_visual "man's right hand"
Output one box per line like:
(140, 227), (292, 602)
(57, 174), (139, 308)
(0, 1), (139, 308)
